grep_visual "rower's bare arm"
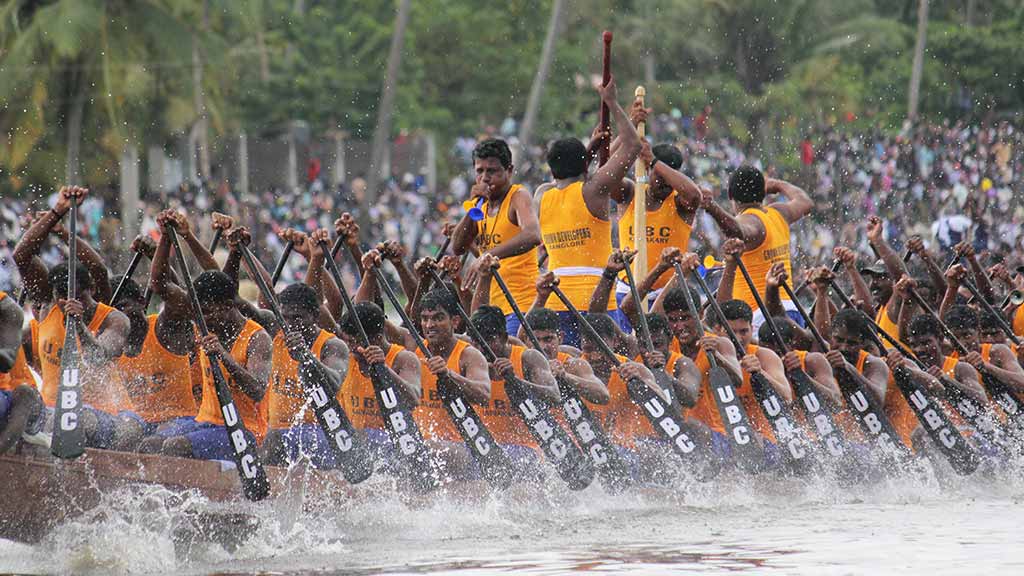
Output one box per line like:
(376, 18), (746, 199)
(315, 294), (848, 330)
(765, 178), (813, 223)
(55, 229), (111, 305)
(318, 337), (350, 395)
(0, 297), (24, 372)
(758, 347), (794, 403)
(13, 204), (65, 302)
(487, 188), (541, 259)
(653, 162), (701, 213)
(522, 348), (560, 403)
(391, 349), (423, 405)
(700, 191), (746, 240)
(672, 355), (702, 408)
(451, 212), (480, 257)
(805, 352), (842, 406)
(564, 357), (609, 404)
(861, 356), (890, 406)
(713, 337), (743, 383)
(952, 361), (988, 405)
(81, 308), (130, 363)
(736, 212), (767, 251)
(865, 216), (906, 282)
(231, 329), (271, 402)
(454, 346), (492, 405)
(984, 344), (1024, 393)
(583, 78), (642, 217)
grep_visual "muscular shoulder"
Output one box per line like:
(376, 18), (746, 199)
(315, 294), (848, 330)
(0, 295), (23, 331)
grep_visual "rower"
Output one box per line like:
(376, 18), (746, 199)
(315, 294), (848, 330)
(641, 313), (702, 411)
(159, 269), (272, 461)
(522, 306), (609, 409)
(943, 305), (1024, 410)
(535, 76), (641, 345)
(335, 300), (422, 468)
(0, 291), (46, 451)
(412, 287), (492, 479)
(469, 305), (559, 474)
(12, 186), (142, 451)
(451, 138), (541, 335)
(262, 283), (350, 468)
(124, 212), (204, 450)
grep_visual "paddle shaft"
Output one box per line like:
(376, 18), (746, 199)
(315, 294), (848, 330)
(793, 259), (842, 297)
(52, 199), (85, 459)
(110, 250), (145, 306)
(632, 85), (647, 280)
(598, 31), (613, 166)
(270, 242), (294, 288)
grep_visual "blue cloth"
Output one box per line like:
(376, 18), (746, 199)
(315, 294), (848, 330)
(0, 390), (10, 424)
(84, 405), (120, 450)
(269, 423), (340, 469)
(504, 313), (522, 337)
(186, 422), (257, 462)
(611, 291), (634, 334)
(151, 416), (201, 438)
(556, 311), (582, 348)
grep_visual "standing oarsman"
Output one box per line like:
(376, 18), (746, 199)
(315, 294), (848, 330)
(469, 304), (559, 472)
(0, 290), (46, 451)
(535, 77), (642, 346)
(412, 287), (492, 478)
(710, 167), (813, 331)
(451, 138), (541, 335)
(126, 211), (204, 450)
(13, 186), (141, 450)
(159, 261), (272, 461)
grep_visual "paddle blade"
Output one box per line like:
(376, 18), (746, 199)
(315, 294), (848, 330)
(707, 365), (764, 469)
(437, 376), (516, 490)
(557, 379), (632, 491)
(51, 328), (85, 459)
(208, 360), (271, 501)
(369, 363), (440, 492)
(299, 358), (375, 485)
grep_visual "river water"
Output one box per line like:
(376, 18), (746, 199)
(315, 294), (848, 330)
(2, 459), (1023, 575)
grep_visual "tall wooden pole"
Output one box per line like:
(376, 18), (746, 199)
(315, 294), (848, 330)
(907, 0), (929, 122)
(515, 0), (565, 164)
(632, 86), (648, 281)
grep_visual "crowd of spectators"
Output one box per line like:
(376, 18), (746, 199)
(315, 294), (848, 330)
(2, 116), (1022, 295)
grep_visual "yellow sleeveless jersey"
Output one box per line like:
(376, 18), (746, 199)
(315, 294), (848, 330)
(618, 190), (692, 290)
(734, 207), (792, 310)
(118, 314), (197, 423)
(875, 303), (903, 350)
(539, 181), (613, 311)
(1013, 305), (1024, 338)
(478, 185), (539, 316)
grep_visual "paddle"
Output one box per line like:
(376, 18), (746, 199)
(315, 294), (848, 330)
(239, 243), (375, 485)
(318, 242), (439, 491)
(621, 256), (683, 410)
(110, 250), (145, 306)
(671, 266), (764, 469)
(793, 259), (842, 298)
(427, 267), (595, 490)
(493, 266), (629, 486)
(778, 276), (912, 465)
(597, 30), (613, 166)
(687, 266), (816, 474)
(731, 255), (852, 461)
(269, 242), (294, 288)
(827, 279), (980, 475)
(369, 264), (514, 489)
(52, 195), (85, 459)
(166, 227), (270, 501)
(142, 225), (219, 311)
(549, 284), (705, 465)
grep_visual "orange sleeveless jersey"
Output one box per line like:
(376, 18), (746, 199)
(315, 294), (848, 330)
(480, 345), (537, 447)
(477, 185), (539, 316)
(37, 301), (132, 413)
(733, 207), (792, 309)
(118, 314), (196, 422)
(0, 292), (33, 391)
(1013, 305), (1024, 338)
(879, 354), (918, 450)
(736, 344), (780, 442)
(195, 319), (268, 442)
(949, 343), (1008, 422)
(266, 329), (334, 429)
(539, 181), (614, 311)
(339, 343), (403, 431)
(618, 190), (692, 290)
(683, 348), (727, 435)
(604, 353), (659, 448)
(414, 339), (471, 442)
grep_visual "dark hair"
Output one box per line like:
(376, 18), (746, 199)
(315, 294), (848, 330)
(646, 313), (670, 336)
(111, 275), (144, 304)
(832, 308), (870, 341)
(720, 300), (753, 323)
(943, 305), (978, 332)
(546, 138), (588, 179)
(339, 301), (386, 339)
(907, 314), (941, 339)
(652, 144), (683, 170)
(278, 283), (320, 314)
(49, 263), (93, 299)
(758, 316), (798, 345)
(194, 270), (238, 304)
(727, 165), (766, 204)
(473, 138), (513, 170)
(583, 313), (618, 342)
(980, 311), (1004, 332)
(662, 286), (703, 315)
(525, 307), (560, 333)
(470, 305), (507, 341)
(420, 288), (461, 318)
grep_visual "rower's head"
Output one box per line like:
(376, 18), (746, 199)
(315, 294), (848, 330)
(906, 314), (943, 365)
(979, 310), (1007, 345)
(831, 308), (873, 360)
(470, 305), (509, 357)
(420, 288), (461, 343)
(525, 307), (562, 360)
(727, 165), (765, 210)
(547, 138), (588, 180)
(646, 313), (672, 355)
(710, 299), (753, 349)
(111, 275), (147, 320)
(48, 262), (92, 302)
(278, 283), (321, 335)
(757, 316), (808, 356)
(473, 139), (513, 199)
(662, 286), (704, 348)
(193, 270), (239, 329)
(338, 301), (386, 348)
(650, 144), (683, 197)
(580, 313), (618, 369)
(943, 305), (980, 352)
(858, 259), (892, 306)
